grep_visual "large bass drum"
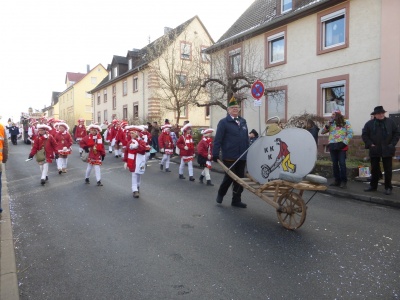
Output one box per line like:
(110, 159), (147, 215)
(247, 128), (317, 184)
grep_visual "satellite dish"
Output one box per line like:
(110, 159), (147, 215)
(247, 128), (317, 184)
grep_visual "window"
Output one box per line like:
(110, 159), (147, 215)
(104, 110), (108, 123)
(133, 103), (139, 119)
(229, 48), (241, 74)
(181, 42), (191, 60)
(97, 111), (101, 123)
(103, 90), (107, 102)
(113, 66), (118, 78)
(123, 105), (128, 120)
(108, 72), (111, 80)
(281, 0), (292, 13)
(266, 87), (287, 122)
(123, 81), (127, 96)
(317, 3), (349, 54)
(176, 74), (187, 88)
(266, 27), (287, 67)
(133, 77), (138, 92)
(112, 96), (116, 110)
(317, 74), (349, 117)
(91, 77), (97, 84)
(201, 46), (210, 63)
(128, 58), (132, 70)
(205, 105), (210, 119)
(97, 92), (100, 105)
(179, 105), (187, 118)
(112, 85), (116, 94)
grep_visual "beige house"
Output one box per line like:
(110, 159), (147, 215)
(90, 16), (213, 128)
(206, 0), (400, 144)
(58, 64), (107, 129)
(45, 91), (61, 120)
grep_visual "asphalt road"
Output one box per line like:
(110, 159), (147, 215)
(5, 142), (400, 299)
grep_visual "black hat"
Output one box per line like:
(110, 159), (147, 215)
(249, 129), (258, 136)
(371, 106), (386, 115)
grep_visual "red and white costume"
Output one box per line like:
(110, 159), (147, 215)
(158, 124), (174, 172)
(75, 119), (87, 154)
(115, 121), (129, 158)
(108, 119), (121, 157)
(80, 124), (106, 185)
(176, 123), (195, 180)
(197, 128), (215, 185)
(141, 125), (152, 162)
(54, 122), (73, 174)
(28, 119), (38, 146)
(123, 126), (147, 198)
(28, 124), (58, 185)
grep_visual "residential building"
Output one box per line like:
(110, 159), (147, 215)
(205, 0), (400, 155)
(45, 91), (61, 120)
(90, 16), (213, 128)
(58, 64), (107, 129)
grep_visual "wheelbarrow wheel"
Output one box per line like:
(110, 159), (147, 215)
(276, 192), (306, 230)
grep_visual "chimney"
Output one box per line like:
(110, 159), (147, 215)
(87, 64), (90, 73)
(164, 27), (172, 35)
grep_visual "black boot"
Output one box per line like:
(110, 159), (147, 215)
(85, 178), (90, 184)
(206, 180), (214, 186)
(165, 168), (171, 172)
(97, 181), (103, 186)
(199, 175), (204, 184)
(41, 179), (46, 185)
(160, 164), (163, 170)
(189, 176), (195, 182)
(179, 174), (186, 179)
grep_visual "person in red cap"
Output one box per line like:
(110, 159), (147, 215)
(28, 124), (58, 185)
(75, 119), (87, 156)
(80, 124), (106, 186)
(109, 119), (121, 158)
(54, 122), (73, 174)
(197, 128), (214, 186)
(123, 125), (147, 198)
(176, 123), (195, 181)
(115, 121), (129, 159)
(28, 119), (38, 147)
(158, 124), (174, 172)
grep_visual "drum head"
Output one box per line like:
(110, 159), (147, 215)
(247, 128), (317, 184)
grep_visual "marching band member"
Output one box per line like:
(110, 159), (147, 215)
(74, 118), (87, 156)
(141, 125), (152, 163)
(103, 122), (113, 153)
(158, 124), (174, 172)
(176, 123), (195, 181)
(109, 119), (120, 158)
(80, 124), (106, 186)
(197, 128), (214, 186)
(28, 124), (58, 185)
(28, 119), (38, 146)
(123, 126), (147, 198)
(54, 122), (73, 174)
(115, 121), (129, 159)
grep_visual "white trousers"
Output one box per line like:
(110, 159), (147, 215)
(85, 164), (101, 182)
(39, 163), (49, 180)
(131, 173), (141, 192)
(57, 157), (68, 170)
(201, 167), (211, 180)
(160, 154), (170, 168)
(179, 158), (193, 176)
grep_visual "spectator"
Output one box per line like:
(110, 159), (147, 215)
(0, 122), (9, 213)
(362, 106), (400, 195)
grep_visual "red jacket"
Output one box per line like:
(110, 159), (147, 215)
(197, 137), (213, 160)
(80, 133), (106, 165)
(158, 132), (174, 150)
(54, 131), (73, 155)
(177, 134), (195, 156)
(123, 139), (147, 172)
(30, 134), (58, 163)
(75, 125), (87, 140)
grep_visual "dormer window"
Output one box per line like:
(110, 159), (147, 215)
(281, 0), (292, 13)
(108, 72), (111, 80)
(128, 59), (132, 70)
(113, 66), (118, 78)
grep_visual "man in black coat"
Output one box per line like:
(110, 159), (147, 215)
(362, 106), (400, 195)
(8, 123), (20, 145)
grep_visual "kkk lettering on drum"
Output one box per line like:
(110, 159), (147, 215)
(246, 128), (317, 184)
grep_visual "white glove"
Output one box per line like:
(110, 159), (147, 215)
(129, 140), (138, 150)
(184, 146), (188, 150)
(124, 162), (127, 170)
(119, 142), (123, 146)
(207, 154), (211, 160)
(160, 148), (165, 153)
(63, 147), (68, 151)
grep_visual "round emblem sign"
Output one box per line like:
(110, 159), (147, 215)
(251, 80), (265, 100)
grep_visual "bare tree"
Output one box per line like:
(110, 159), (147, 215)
(146, 30), (209, 124)
(198, 39), (281, 110)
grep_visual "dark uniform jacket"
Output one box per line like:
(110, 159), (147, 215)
(362, 117), (399, 157)
(213, 115), (249, 161)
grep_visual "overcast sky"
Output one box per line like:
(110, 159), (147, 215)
(0, 0), (255, 124)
